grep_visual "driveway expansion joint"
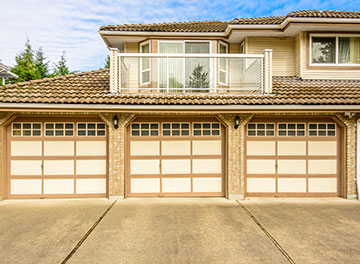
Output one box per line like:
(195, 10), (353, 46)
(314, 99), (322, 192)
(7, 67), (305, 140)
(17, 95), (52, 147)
(236, 200), (296, 264)
(61, 201), (117, 264)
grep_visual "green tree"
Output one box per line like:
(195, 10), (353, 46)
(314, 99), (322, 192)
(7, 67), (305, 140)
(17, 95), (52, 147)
(11, 39), (36, 82)
(104, 55), (110, 68)
(33, 47), (49, 79)
(187, 64), (209, 88)
(52, 51), (74, 76)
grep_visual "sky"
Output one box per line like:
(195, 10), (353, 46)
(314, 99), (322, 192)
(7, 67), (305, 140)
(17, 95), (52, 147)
(1, 0), (360, 72)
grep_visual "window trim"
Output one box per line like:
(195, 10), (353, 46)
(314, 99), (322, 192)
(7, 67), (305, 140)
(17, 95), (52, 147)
(218, 41), (229, 86)
(140, 40), (151, 85)
(309, 33), (360, 67)
(157, 40), (213, 91)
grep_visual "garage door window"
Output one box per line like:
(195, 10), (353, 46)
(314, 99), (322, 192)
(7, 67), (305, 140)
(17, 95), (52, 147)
(162, 123), (190, 136)
(193, 123), (220, 136)
(12, 122), (41, 136)
(278, 123), (305, 136)
(77, 123), (106, 136)
(131, 123), (159, 136)
(45, 123), (74, 136)
(309, 123), (336, 136)
(247, 123), (274, 136)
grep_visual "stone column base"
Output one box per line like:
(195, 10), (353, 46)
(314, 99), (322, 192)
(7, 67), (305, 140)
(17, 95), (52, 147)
(228, 194), (244, 200)
(109, 194), (124, 201)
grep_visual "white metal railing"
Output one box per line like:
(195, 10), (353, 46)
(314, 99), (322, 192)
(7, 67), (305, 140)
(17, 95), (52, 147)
(110, 49), (272, 94)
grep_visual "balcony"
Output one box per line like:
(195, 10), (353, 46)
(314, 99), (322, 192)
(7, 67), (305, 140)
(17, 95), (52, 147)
(109, 49), (272, 95)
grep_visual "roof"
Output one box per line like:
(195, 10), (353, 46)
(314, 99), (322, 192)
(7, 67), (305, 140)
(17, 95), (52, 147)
(100, 10), (360, 32)
(0, 69), (359, 106)
(0, 62), (17, 79)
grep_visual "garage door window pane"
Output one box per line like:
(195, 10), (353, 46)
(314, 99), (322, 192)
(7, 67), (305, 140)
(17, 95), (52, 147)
(247, 123), (274, 137)
(77, 123), (106, 137)
(309, 123), (336, 137)
(46, 123), (74, 137)
(131, 123), (159, 137)
(278, 123), (305, 137)
(162, 123), (190, 136)
(193, 123), (221, 136)
(12, 122), (42, 137)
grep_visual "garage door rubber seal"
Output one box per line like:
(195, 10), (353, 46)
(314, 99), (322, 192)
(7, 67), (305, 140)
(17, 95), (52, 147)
(61, 201), (117, 264)
(236, 200), (296, 264)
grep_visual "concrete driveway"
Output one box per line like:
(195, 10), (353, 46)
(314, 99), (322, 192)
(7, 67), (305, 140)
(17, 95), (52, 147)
(0, 198), (359, 264)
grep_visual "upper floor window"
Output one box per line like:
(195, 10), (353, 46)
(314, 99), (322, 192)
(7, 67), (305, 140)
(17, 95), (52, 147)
(218, 41), (228, 85)
(140, 41), (150, 85)
(158, 41), (211, 92)
(311, 35), (360, 65)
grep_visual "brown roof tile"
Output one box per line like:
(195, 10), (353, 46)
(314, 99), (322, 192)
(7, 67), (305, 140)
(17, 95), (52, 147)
(1, 69), (360, 106)
(101, 10), (360, 32)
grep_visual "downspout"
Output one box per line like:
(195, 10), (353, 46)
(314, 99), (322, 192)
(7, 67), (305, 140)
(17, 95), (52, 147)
(357, 119), (360, 200)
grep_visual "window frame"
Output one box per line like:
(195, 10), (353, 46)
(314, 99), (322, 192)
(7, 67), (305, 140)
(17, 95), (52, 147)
(309, 33), (360, 67)
(162, 122), (190, 137)
(12, 122), (42, 137)
(130, 122), (160, 137)
(277, 123), (306, 137)
(140, 40), (151, 85)
(44, 122), (75, 137)
(308, 123), (336, 137)
(218, 41), (229, 86)
(193, 122), (221, 136)
(77, 122), (106, 137)
(247, 123), (275, 137)
(157, 40), (213, 91)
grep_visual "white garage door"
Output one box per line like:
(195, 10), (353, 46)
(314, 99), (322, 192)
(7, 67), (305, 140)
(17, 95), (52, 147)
(7, 117), (107, 199)
(126, 117), (225, 197)
(245, 118), (341, 197)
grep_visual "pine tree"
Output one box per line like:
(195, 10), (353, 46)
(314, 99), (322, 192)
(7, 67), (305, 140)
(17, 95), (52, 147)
(188, 64), (209, 88)
(53, 51), (75, 76)
(11, 39), (36, 82)
(104, 55), (110, 68)
(33, 47), (49, 79)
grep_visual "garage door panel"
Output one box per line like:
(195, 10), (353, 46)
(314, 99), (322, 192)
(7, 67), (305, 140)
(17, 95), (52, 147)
(278, 178), (306, 192)
(44, 160), (74, 175)
(308, 178), (337, 193)
(162, 141), (190, 155)
(192, 140), (221, 155)
(76, 141), (106, 156)
(247, 178), (276, 193)
(76, 179), (106, 194)
(131, 141), (160, 156)
(11, 179), (42, 195)
(247, 141), (275, 156)
(247, 160), (275, 174)
(162, 178), (191, 192)
(192, 159), (221, 174)
(278, 141), (306, 156)
(278, 160), (306, 174)
(162, 159), (190, 174)
(308, 160), (337, 174)
(130, 160), (160, 175)
(44, 179), (74, 194)
(44, 141), (74, 156)
(130, 178), (160, 193)
(308, 141), (337, 156)
(76, 160), (106, 175)
(193, 178), (222, 192)
(11, 160), (42, 175)
(11, 141), (42, 156)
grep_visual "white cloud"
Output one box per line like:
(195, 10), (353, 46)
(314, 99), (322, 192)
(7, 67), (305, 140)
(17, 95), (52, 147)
(0, 0), (359, 72)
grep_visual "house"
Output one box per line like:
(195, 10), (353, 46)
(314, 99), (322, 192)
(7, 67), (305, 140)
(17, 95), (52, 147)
(0, 10), (359, 201)
(0, 62), (17, 85)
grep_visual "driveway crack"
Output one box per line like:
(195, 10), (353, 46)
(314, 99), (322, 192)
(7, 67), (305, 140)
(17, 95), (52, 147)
(61, 201), (117, 264)
(236, 200), (296, 264)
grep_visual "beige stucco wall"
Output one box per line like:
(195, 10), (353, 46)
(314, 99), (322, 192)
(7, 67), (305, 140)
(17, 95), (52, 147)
(246, 37), (296, 76)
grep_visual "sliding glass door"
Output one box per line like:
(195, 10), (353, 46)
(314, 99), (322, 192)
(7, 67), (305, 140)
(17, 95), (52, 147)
(159, 41), (211, 92)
